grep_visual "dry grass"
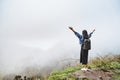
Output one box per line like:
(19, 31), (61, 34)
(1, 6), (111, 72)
(89, 54), (120, 70)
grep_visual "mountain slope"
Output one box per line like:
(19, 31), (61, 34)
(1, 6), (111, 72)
(46, 54), (120, 80)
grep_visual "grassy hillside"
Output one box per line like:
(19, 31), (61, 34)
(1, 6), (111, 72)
(46, 65), (82, 80)
(90, 54), (120, 80)
(46, 54), (120, 80)
(89, 54), (120, 70)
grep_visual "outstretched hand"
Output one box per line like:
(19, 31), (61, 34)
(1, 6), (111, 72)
(69, 27), (73, 30)
(92, 29), (95, 33)
(69, 26), (75, 32)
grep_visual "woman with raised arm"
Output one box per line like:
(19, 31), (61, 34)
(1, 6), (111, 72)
(69, 27), (95, 70)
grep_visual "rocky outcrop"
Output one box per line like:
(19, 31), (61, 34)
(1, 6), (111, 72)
(73, 69), (114, 80)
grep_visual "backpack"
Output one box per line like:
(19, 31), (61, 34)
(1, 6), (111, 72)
(83, 38), (91, 50)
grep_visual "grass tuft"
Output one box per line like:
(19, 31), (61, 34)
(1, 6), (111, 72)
(90, 54), (120, 70)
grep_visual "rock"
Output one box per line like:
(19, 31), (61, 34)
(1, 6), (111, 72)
(73, 69), (114, 80)
(98, 76), (103, 80)
(78, 76), (89, 80)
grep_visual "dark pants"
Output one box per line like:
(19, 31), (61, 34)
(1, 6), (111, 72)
(80, 44), (88, 64)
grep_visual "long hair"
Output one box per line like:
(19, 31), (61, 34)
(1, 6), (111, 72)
(82, 30), (88, 39)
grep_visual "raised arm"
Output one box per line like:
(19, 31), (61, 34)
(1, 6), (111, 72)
(89, 29), (95, 38)
(69, 27), (75, 33)
(69, 27), (82, 39)
(92, 29), (95, 34)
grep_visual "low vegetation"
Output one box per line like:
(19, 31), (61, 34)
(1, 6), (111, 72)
(90, 54), (120, 69)
(47, 65), (82, 80)
(47, 54), (120, 80)
(90, 54), (120, 80)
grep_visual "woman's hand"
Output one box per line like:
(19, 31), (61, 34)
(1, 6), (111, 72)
(69, 26), (75, 32)
(69, 27), (73, 30)
(92, 29), (95, 33)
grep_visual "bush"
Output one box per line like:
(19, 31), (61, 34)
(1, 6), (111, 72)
(90, 54), (120, 70)
(110, 62), (120, 69)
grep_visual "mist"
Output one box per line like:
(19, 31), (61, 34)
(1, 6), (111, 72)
(0, 0), (120, 77)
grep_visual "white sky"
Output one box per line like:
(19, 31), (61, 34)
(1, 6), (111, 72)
(0, 0), (120, 74)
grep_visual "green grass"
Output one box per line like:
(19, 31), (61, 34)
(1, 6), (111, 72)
(112, 70), (120, 80)
(47, 54), (120, 80)
(47, 65), (83, 80)
(89, 54), (120, 80)
(89, 54), (120, 70)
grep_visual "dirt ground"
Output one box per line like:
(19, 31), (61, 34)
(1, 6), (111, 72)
(73, 69), (114, 80)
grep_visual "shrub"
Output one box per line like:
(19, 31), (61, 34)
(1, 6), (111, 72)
(90, 54), (120, 70)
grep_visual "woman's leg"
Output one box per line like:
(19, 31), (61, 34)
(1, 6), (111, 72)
(80, 45), (84, 63)
(80, 49), (83, 63)
(82, 50), (89, 68)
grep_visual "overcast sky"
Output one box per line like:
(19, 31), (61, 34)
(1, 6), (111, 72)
(0, 0), (120, 74)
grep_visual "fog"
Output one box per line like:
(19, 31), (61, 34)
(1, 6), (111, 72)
(0, 0), (120, 76)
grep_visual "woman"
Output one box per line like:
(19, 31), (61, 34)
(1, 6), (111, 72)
(69, 27), (95, 70)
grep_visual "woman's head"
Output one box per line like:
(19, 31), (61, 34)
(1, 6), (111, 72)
(82, 30), (88, 39)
